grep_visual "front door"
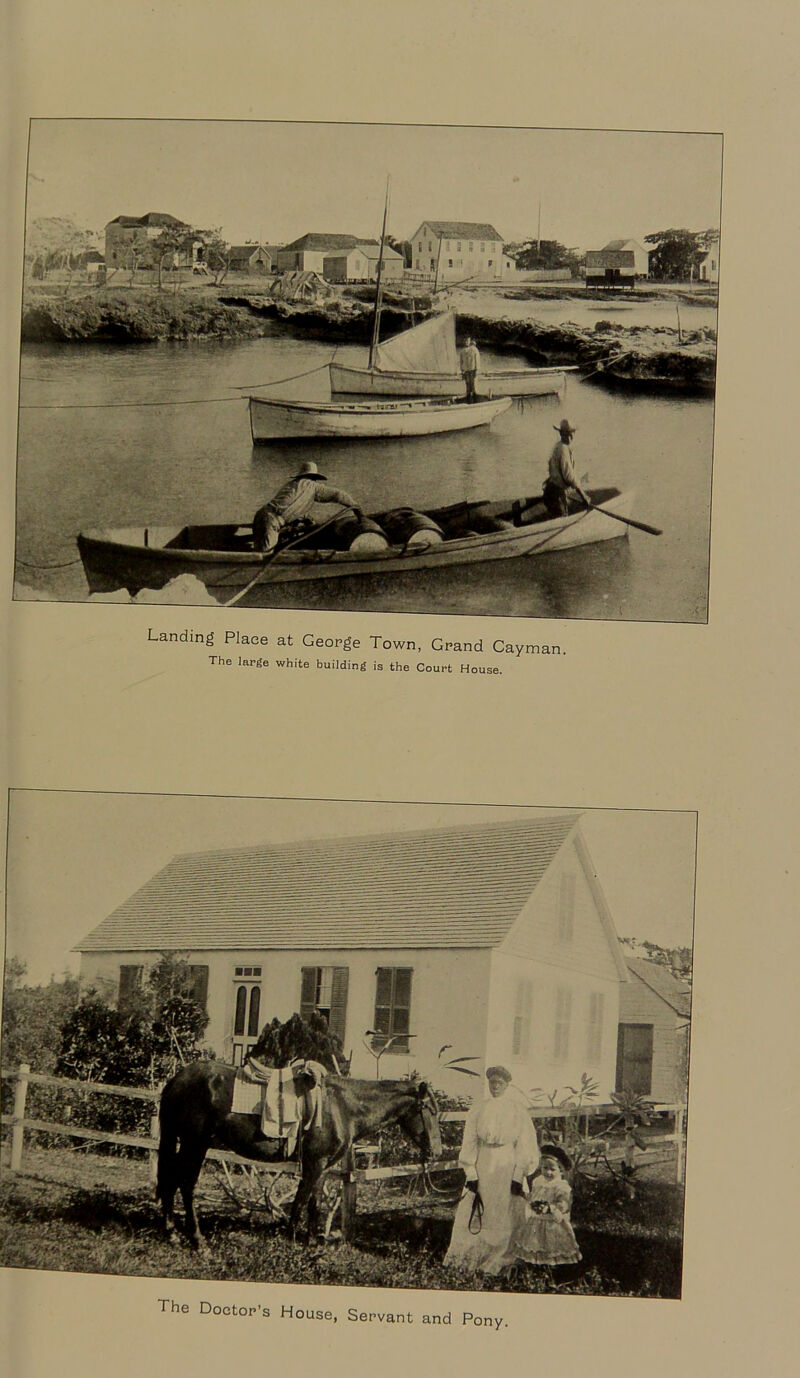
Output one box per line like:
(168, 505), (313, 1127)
(231, 965), (263, 1065)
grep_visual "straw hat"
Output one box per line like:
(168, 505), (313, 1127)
(553, 419), (576, 440)
(294, 460), (327, 481)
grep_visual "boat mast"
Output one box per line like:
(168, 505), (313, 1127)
(368, 175), (391, 370)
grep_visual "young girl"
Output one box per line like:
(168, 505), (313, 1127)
(511, 1143), (581, 1266)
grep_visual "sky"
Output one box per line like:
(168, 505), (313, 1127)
(4, 793), (697, 985)
(24, 120), (723, 253)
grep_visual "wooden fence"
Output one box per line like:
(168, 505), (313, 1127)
(1, 1062), (686, 1197)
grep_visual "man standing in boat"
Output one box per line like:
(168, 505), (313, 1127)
(542, 419), (591, 517)
(252, 460), (362, 552)
(459, 336), (480, 403)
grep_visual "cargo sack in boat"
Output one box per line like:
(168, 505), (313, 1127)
(380, 508), (444, 548)
(329, 511), (390, 552)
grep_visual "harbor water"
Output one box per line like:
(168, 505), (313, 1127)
(15, 329), (714, 622)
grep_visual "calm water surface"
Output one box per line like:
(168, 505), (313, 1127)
(16, 330), (713, 622)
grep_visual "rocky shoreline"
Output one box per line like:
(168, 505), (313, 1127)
(21, 288), (716, 394)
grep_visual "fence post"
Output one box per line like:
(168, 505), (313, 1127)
(675, 1105), (686, 1183)
(149, 1099), (161, 1186)
(340, 1149), (357, 1242)
(10, 1062), (30, 1172)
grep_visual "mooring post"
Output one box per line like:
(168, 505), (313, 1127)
(10, 1062), (30, 1173)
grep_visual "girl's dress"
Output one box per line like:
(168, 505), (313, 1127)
(444, 1094), (540, 1275)
(511, 1175), (581, 1265)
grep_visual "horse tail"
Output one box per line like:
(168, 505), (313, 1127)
(155, 1096), (179, 1205)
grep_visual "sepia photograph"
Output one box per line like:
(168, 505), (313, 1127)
(14, 120), (720, 621)
(2, 792), (696, 1299)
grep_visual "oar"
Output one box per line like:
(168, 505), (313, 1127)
(583, 500), (662, 536)
(223, 507), (359, 607)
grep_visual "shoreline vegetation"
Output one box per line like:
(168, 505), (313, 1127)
(20, 281), (717, 394)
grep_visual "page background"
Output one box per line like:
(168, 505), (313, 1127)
(2, 2), (796, 1374)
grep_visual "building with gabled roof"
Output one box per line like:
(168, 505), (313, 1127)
(75, 815), (629, 1094)
(408, 220), (511, 283)
(104, 211), (192, 270)
(616, 957), (691, 1103)
(276, 233), (379, 275)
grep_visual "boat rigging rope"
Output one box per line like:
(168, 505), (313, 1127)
(19, 356), (340, 408)
(230, 353), (338, 391)
(15, 555), (83, 570)
(19, 395), (247, 410)
(222, 506), (355, 609)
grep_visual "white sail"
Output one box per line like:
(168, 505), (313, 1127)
(374, 312), (459, 374)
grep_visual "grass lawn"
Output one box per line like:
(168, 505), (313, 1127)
(0, 1145), (683, 1297)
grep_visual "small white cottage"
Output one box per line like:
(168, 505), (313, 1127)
(75, 815), (629, 1099)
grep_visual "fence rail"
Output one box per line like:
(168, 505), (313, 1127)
(2, 1063), (686, 1189)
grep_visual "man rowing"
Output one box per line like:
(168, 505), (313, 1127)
(542, 418), (591, 517)
(252, 460), (362, 552)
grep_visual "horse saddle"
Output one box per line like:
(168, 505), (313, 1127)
(232, 1059), (327, 1154)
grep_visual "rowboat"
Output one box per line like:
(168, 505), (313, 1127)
(77, 487), (635, 602)
(329, 313), (577, 398)
(248, 392), (512, 442)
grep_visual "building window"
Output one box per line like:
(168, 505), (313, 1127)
(512, 979), (533, 1058)
(469, 242), (473, 252)
(616, 1024), (654, 1096)
(487, 259), (493, 267)
(187, 964), (209, 1012)
(480, 242), (485, 252)
(417, 243), (422, 254)
(554, 987), (572, 1060)
(118, 964), (143, 1014)
(586, 991), (605, 1064)
(448, 259), (453, 268)
(300, 966), (349, 1043)
(557, 873), (576, 942)
(373, 967), (412, 1052)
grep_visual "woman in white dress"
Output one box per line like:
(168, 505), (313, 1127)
(444, 1066), (540, 1275)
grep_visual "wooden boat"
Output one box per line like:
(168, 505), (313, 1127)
(329, 313), (577, 398)
(248, 392), (512, 441)
(77, 486), (635, 601)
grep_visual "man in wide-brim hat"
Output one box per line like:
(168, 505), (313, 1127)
(252, 459), (362, 552)
(542, 418), (591, 518)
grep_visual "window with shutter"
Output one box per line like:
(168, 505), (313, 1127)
(118, 965), (143, 1014)
(554, 987), (572, 1059)
(616, 1024), (654, 1095)
(299, 966), (349, 1043)
(557, 873), (576, 942)
(512, 979), (533, 1058)
(586, 991), (605, 1064)
(187, 965), (209, 1012)
(372, 967), (413, 1052)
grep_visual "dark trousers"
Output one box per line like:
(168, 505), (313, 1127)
(463, 369), (477, 402)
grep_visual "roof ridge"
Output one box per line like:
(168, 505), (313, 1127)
(166, 812), (582, 864)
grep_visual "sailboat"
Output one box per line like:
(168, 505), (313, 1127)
(247, 179), (514, 440)
(329, 310), (577, 398)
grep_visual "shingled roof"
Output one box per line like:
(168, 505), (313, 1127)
(625, 958), (692, 1016)
(76, 815), (582, 954)
(284, 233), (379, 252)
(422, 221), (503, 241)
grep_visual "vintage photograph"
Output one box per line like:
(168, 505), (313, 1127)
(15, 120), (720, 621)
(2, 793), (696, 1298)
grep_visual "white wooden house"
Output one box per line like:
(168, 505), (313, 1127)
(602, 238), (650, 276)
(616, 958), (691, 1103)
(408, 221), (509, 283)
(75, 815), (629, 1099)
(697, 248), (719, 283)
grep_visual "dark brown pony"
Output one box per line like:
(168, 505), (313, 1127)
(157, 1060), (441, 1247)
